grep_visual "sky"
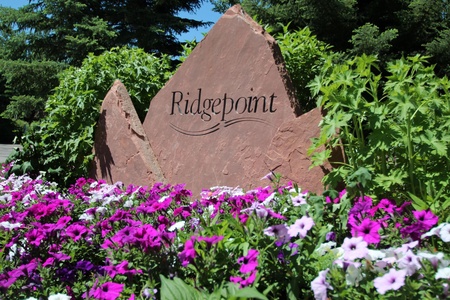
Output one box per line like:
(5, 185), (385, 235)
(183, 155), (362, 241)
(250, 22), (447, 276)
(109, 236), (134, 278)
(0, 0), (222, 42)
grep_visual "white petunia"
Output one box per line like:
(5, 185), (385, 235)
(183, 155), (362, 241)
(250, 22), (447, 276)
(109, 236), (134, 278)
(168, 221), (185, 232)
(0, 221), (22, 230)
(436, 267), (450, 279)
(315, 241), (337, 256)
(439, 224), (450, 242)
(48, 293), (71, 300)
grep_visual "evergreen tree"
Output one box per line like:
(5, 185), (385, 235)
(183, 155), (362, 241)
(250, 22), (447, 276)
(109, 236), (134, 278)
(211, 0), (450, 75)
(0, 0), (208, 141)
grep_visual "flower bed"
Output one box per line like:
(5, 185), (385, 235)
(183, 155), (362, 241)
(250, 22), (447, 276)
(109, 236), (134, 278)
(0, 164), (449, 299)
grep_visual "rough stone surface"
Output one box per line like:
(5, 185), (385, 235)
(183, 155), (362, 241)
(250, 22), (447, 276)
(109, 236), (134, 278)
(90, 80), (166, 187)
(142, 5), (307, 196)
(264, 108), (334, 193)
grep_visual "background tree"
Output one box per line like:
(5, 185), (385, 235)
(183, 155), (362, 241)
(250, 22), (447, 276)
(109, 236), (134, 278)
(211, 0), (450, 75)
(0, 0), (208, 142)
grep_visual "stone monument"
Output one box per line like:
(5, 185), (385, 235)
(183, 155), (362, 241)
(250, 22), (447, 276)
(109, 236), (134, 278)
(91, 5), (336, 196)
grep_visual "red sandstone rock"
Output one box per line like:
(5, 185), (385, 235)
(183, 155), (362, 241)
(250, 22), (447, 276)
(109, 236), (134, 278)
(264, 108), (333, 193)
(90, 80), (166, 187)
(142, 5), (318, 196)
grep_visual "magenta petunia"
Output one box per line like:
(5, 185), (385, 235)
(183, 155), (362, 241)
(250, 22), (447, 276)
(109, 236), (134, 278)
(376, 199), (397, 214)
(413, 210), (438, 230)
(237, 249), (259, 273)
(103, 260), (142, 279)
(178, 237), (197, 267)
(25, 228), (45, 247)
(65, 223), (88, 242)
(230, 270), (257, 288)
(197, 235), (224, 246)
(352, 218), (381, 244)
(55, 216), (72, 230)
(92, 282), (124, 300)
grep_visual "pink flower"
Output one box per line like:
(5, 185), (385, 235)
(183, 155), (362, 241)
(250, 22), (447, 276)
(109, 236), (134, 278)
(373, 268), (407, 295)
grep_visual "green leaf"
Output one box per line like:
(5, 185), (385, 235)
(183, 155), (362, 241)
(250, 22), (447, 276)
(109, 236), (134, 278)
(408, 192), (429, 210)
(232, 287), (268, 300)
(160, 275), (202, 300)
(347, 167), (372, 188)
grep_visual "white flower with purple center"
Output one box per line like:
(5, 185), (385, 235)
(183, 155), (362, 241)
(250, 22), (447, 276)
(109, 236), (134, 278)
(291, 192), (307, 206)
(0, 221), (22, 230)
(397, 250), (421, 276)
(373, 268), (407, 295)
(366, 249), (386, 261)
(421, 223), (447, 239)
(264, 224), (288, 238)
(168, 221), (185, 232)
(418, 251), (448, 269)
(287, 216), (314, 238)
(261, 192), (276, 206)
(342, 237), (368, 261)
(311, 268), (333, 300)
(334, 259), (363, 285)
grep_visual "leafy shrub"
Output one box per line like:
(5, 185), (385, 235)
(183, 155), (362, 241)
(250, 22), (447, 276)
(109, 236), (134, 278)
(308, 54), (450, 217)
(275, 25), (333, 112)
(9, 47), (172, 186)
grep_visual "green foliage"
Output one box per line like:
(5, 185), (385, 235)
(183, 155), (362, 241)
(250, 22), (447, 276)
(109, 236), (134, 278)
(9, 47), (172, 186)
(160, 275), (268, 300)
(211, 0), (450, 77)
(349, 23), (398, 56)
(309, 54), (450, 212)
(0, 59), (67, 127)
(275, 25), (333, 112)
